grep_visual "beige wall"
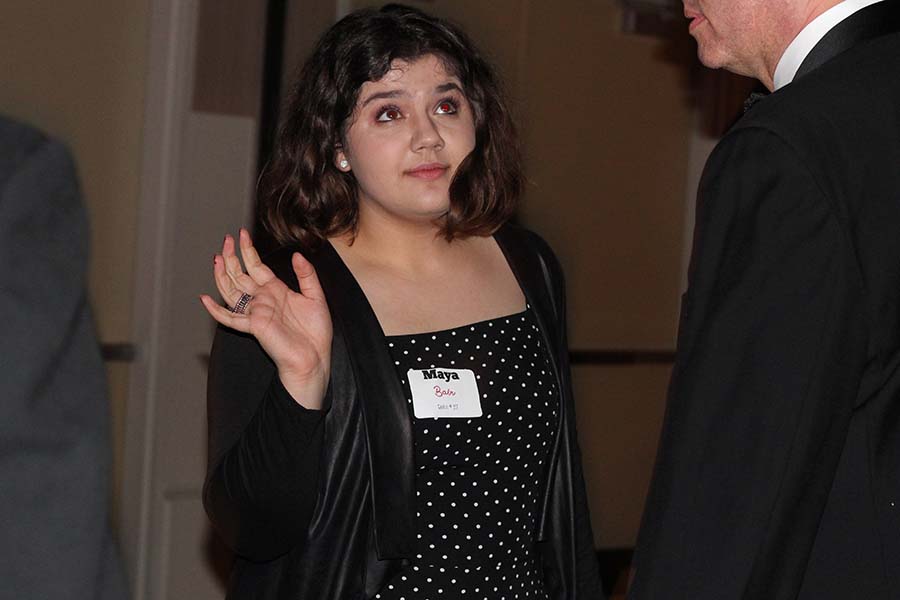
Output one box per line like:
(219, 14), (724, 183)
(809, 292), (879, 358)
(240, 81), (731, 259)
(1, 1), (151, 520)
(193, 0), (267, 118)
(518, 2), (689, 351)
(512, 2), (690, 547)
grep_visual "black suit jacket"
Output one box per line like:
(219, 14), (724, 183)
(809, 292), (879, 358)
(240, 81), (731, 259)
(203, 224), (604, 599)
(631, 3), (900, 599)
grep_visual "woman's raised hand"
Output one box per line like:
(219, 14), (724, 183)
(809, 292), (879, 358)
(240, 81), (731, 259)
(200, 229), (332, 410)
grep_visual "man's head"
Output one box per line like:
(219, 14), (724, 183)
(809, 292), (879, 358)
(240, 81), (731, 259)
(683, 0), (843, 89)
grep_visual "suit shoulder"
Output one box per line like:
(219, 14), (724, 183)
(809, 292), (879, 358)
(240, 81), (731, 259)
(0, 117), (75, 191)
(713, 123), (797, 160)
(703, 125), (822, 204)
(0, 116), (47, 155)
(734, 34), (900, 140)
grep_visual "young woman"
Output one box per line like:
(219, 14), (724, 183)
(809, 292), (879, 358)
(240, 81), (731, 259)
(200, 5), (604, 599)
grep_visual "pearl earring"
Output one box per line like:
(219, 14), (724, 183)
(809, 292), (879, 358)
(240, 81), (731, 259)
(339, 159), (349, 169)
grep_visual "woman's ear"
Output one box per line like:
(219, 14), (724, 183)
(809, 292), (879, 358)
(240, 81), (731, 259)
(334, 147), (351, 172)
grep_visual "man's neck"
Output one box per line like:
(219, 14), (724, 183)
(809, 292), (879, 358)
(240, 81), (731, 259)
(761, 0), (845, 90)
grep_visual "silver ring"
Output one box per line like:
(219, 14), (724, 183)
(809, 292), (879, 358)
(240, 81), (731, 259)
(231, 292), (253, 315)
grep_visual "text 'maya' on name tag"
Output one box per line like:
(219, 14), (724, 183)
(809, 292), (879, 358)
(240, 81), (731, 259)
(407, 368), (483, 418)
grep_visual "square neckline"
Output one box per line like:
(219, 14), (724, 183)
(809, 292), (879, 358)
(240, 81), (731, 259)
(326, 235), (528, 338)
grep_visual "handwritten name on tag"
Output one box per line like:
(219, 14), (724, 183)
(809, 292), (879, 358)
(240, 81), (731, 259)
(407, 368), (482, 419)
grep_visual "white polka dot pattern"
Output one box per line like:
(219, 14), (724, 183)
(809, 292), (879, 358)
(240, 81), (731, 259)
(377, 308), (558, 600)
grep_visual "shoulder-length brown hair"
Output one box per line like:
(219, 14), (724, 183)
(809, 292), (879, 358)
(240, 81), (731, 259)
(259, 3), (523, 248)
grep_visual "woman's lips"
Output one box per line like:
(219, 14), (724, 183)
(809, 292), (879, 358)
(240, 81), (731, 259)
(405, 163), (449, 180)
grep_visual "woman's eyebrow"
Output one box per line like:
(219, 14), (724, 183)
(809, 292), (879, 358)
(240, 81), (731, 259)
(434, 82), (462, 94)
(360, 89), (405, 107)
(360, 82), (463, 108)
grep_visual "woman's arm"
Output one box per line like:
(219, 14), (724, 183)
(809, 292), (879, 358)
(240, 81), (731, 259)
(203, 325), (327, 562)
(200, 231), (334, 561)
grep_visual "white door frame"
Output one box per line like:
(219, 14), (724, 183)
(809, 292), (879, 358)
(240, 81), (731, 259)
(121, 0), (199, 597)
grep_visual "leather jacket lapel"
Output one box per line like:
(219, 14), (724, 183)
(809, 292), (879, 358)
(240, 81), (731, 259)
(494, 224), (567, 541)
(796, 0), (900, 81)
(495, 225), (562, 359)
(309, 241), (417, 560)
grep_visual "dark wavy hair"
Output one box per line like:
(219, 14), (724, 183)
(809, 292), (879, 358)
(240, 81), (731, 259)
(259, 3), (523, 248)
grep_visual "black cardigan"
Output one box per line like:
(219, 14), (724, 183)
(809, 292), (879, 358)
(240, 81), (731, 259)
(203, 224), (605, 599)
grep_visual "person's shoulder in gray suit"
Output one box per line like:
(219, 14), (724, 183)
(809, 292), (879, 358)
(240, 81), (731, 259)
(0, 115), (127, 600)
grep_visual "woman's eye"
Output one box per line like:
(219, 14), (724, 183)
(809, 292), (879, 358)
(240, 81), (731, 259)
(436, 100), (457, 114)
(376, 108), (402, 122)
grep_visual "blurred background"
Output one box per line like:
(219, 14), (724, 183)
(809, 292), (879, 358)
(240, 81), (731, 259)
(1, 1), (756, 598)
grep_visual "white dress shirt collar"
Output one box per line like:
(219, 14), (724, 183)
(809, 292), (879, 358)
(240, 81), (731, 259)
(773, 0), (886, 90)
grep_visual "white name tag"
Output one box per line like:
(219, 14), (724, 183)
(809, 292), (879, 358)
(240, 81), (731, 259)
(407, 368), (482, 419)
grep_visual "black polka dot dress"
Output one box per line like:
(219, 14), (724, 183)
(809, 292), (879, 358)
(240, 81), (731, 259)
(376, 308), (559, 600)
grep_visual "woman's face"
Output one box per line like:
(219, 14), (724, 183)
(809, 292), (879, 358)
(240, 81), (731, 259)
(337, 54), (476, 229)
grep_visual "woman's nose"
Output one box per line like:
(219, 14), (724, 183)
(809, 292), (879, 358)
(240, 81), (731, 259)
(410, 113), (445, 152)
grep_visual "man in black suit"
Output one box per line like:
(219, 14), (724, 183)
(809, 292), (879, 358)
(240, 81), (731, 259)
(630, 1), (900, 598)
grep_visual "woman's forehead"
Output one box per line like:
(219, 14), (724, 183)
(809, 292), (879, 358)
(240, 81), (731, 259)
(379, 54), (460, 81)
(359, 55), (462, 96)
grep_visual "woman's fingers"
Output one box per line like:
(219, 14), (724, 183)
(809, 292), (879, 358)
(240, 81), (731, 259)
(199, 295), (252, 333)
(213, 255), (237, 303)
(213, 254), (242, 307)
(223, 230), (273, 293)
(291, 252), (325, 300)
(222, 234), (245, 284)
(292, 252), (326, 302)
(220, 234), (261, 296)
(239, 228), (276, 286)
